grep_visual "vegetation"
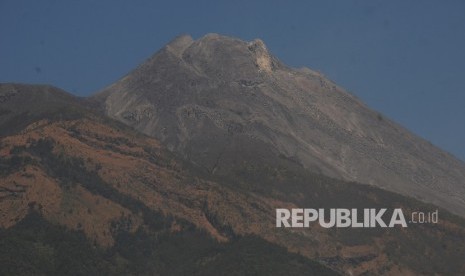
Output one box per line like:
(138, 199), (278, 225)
(205, 152), (465, 274)
(0, 212), (337, 276)
(0, 138), (339, 275)
(1, 99), (464, 274)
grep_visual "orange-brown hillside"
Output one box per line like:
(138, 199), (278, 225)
(1, 116), (465, 275)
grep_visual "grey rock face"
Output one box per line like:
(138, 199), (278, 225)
(94, 34), (465, 217)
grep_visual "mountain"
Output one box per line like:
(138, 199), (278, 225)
(94, 33), (465, 218)
(0, 83), (338, 275)
(3, 84), (465, 275)
(0, 83), (89, 136)
(2, 34), (465, 275)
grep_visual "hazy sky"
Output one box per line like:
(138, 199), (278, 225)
(1, 0), (464, 161)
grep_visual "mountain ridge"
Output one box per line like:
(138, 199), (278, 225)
(93, 33), (465, 217)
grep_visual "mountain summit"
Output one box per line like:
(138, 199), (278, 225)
(95, 33), (465, 217)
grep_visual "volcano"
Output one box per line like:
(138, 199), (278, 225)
(95, 33), (465, 217)
(1, 34), (465, 275)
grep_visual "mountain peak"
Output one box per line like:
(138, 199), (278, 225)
(165, 34), (194, 57)
(192, 33), (248, 50)
(95, 34), (465, 218)
(248, 38), (267, 50)
(247, 38), (273, 72)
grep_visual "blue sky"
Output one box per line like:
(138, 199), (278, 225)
(1, 0), (464, 161)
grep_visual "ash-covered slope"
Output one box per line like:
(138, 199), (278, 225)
(95, 33), (465, 217)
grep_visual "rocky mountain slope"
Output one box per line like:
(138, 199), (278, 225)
(95, 34), (465, 217)
(2, 33), (465, 275)
(1, 84), (465, 275)
(0, 84), (339, 275)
